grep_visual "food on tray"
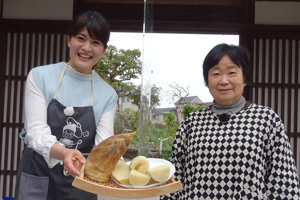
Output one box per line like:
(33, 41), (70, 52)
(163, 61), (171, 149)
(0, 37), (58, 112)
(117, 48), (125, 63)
(129, 156), (150, 174)
(84, 131), (137, 182)
(112, 156), (171, 187)
(148, 165), (170, 183)
(129, 170), (151, 186)
(112, 161), (131, 185)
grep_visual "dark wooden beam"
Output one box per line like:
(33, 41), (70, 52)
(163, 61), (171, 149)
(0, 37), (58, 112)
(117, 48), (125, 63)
(0, 0), (3, 20)
(84, 0), (242, 6)
(83, 2), (244, 33)
(84, 3), (242, 22)
(73, 0), (85, 18)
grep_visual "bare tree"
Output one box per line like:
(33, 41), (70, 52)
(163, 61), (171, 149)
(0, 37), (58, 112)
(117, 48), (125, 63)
(164, 81), (190, 123)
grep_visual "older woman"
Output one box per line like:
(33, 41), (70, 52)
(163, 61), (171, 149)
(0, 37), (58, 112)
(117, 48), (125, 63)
(161, 43), (300, 199)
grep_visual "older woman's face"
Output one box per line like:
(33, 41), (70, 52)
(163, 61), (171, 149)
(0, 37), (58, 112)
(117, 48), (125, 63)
(208, 55), (246, 106)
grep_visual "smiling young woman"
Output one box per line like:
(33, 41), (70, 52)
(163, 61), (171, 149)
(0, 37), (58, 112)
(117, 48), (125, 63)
(15, 11), (118, 200)
(67, 26), (105, 74)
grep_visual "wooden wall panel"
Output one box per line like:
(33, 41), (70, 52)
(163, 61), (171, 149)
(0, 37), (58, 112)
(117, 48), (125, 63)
(241, 33), (300, 178)
(0, 22), (69, 197)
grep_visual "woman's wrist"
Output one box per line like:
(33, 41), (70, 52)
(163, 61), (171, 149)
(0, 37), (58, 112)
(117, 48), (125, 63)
(50, 142), (68, 161)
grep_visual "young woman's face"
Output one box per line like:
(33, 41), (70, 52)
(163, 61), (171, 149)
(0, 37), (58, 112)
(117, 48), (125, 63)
(67, 26), (105, 74)
(208, 55), (246, 106)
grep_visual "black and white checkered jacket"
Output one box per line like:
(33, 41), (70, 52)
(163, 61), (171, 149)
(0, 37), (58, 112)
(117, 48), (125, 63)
(161, 102), (300, 200)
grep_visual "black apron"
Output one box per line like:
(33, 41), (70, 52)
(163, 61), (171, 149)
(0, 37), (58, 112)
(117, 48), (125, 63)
(15, 64), (97, 200)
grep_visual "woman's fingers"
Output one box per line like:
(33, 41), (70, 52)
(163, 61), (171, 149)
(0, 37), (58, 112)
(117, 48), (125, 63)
(63, 150), (86, 177)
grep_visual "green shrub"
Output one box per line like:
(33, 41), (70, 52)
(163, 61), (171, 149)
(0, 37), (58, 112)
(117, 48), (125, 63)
(161, 150), (172, 160)
(127, 126), (175, 160)
(131, 110), (139, 131)
(183, 104), (205, 119)
(114, 120), (124, 134)
(131, 134), (139, 147)
(164, 113), (178, 136)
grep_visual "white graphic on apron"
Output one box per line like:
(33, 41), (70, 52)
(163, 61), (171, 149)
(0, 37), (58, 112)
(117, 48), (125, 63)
(59, 117), (89, 148)
(60, 117), (89, 176)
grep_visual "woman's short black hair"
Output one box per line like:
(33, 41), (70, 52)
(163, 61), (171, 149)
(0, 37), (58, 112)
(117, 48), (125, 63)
(68, 10), (110, 49)
(202, 43), (251, 86)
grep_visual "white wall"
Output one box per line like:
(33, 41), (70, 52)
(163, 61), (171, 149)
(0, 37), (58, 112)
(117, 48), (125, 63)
(255, 1), (300, 25)
(3, 0), (73, 20)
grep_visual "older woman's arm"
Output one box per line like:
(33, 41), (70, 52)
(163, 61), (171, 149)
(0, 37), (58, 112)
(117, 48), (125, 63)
(265, 114), (300, 199)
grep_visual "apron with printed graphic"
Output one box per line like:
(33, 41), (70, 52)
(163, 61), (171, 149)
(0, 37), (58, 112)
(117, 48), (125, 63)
(15, 64), (97, 200)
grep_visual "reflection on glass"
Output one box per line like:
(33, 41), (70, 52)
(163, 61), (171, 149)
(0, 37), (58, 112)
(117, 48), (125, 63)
(138, 37), (160, 156)
(138, 0), (155, 157)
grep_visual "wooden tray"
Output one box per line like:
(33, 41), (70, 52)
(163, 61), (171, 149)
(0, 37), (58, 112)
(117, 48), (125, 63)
(72, 164), (182, 199)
